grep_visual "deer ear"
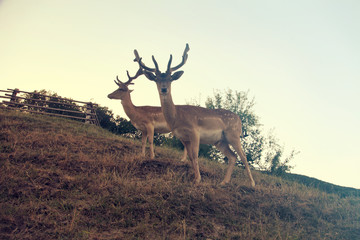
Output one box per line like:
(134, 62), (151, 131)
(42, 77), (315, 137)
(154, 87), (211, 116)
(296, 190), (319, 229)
(171, 71), (184, 81)
(143, 71), (157, 81)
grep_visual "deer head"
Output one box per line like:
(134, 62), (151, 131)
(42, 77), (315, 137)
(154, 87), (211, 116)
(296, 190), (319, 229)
(107, 68), (143, 100)
(134, 44), (190, 96)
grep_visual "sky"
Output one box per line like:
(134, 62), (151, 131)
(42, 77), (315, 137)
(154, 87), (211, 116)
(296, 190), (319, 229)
(1, 0), (359, 189)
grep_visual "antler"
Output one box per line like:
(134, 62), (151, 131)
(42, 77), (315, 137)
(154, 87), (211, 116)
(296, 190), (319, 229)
(167, 43), (190, 73)
(127, 68), (143, 82)
(114, 75), (124, 87)
(134, 49), (159, 73)
(134, 43), (190, 75)
(114, 68), (143, 87)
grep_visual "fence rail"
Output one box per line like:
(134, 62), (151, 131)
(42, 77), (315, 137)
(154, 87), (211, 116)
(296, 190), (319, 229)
(0, 88), (100, 126)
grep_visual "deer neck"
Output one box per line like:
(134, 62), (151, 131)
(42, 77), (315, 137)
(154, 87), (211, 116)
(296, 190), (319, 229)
(159, 90), (177, 127)
(120, 93), (138, 119)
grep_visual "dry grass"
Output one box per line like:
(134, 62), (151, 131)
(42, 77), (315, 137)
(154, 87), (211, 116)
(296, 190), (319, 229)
(1, 109), (360, 239)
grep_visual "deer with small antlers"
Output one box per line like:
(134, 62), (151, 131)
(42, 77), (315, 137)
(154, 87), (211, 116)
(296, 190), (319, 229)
(134, 44), (255, 186)
(108, 68), (187, 160)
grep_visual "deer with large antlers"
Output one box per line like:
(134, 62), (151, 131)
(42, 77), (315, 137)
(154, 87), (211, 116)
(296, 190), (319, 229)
(134, 44), (255, 186)
(108, 68), (187, 160)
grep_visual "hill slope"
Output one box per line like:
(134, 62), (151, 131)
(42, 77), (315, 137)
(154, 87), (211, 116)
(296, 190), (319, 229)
(1, 109), (359, 239)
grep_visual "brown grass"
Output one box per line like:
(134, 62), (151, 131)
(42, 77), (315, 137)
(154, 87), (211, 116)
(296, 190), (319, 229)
(1, 109), (359, 239)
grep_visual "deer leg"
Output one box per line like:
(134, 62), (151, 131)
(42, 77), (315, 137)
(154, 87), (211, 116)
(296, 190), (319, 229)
(227, 135), (255, 187)
(180, 140), (188, 162)
(183, 138), (201, 184)
(215, 141), (237, 185)
(147, 125), (155, 159)
(141, 131), (148, 157)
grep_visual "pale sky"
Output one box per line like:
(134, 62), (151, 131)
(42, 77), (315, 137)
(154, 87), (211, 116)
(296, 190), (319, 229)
(1, 0), (359, 189)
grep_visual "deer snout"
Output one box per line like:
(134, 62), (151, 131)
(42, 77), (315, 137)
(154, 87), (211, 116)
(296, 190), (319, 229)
(108, 92), (119, 99)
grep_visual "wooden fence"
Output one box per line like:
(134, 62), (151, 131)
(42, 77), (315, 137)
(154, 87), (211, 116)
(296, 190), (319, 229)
(0, 88), (100, 126)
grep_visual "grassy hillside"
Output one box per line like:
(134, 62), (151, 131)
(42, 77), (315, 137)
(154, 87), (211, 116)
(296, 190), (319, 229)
(1, 109), (359, 239)
(282, 173), (360, 198)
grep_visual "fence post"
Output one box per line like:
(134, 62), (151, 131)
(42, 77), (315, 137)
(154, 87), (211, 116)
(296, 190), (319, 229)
(85, 102), (93, 124)
(85, 102), (100, 126)
(9, 88), (20, 107)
